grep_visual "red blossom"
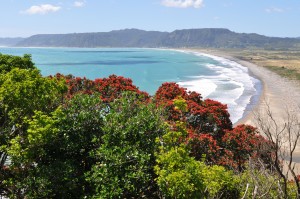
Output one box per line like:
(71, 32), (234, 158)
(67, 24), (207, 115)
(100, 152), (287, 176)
(54, 73), (149, 102)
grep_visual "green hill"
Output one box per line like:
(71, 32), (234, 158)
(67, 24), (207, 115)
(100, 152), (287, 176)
(0, 38), (24, 46)
(13, 28), (300, 49)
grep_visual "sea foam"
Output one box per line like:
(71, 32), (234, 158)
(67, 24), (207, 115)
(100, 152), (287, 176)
(177, 51), (259, 124)
(178, 78), (217, 98)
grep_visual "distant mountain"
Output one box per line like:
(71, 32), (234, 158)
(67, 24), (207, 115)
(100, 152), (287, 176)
(15, 28), (300, 49)
(162, 29), (299, 49)
(0, 38), (25, 46)
(16, 29), (168, 48)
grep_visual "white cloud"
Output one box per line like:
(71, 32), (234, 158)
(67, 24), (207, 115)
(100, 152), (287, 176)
(162, 0), (204, 8)
(74, 1), (85, 7)
(265, 7), (284, 13)
(23, 4), (61, 15)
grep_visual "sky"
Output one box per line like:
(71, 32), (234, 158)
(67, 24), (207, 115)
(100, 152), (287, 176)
(0, 0), (299, 38)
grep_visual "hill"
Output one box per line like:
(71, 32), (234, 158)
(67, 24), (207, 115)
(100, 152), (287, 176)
(0, 38), (24, 46)
(16, 29), (168, 48)
(15, 28), (300, 49)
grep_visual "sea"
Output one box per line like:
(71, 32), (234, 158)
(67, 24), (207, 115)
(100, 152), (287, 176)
(0, 47), (261, 124)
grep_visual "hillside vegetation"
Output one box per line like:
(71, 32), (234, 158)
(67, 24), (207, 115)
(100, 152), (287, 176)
(14, 28), (300, 49)
(0, 38), (24, 46)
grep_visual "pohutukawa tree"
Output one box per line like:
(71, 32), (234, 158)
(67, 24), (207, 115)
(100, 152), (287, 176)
(155, 82), (268, 170)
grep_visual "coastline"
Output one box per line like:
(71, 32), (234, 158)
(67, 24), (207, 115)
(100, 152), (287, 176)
(196, 50), (265, 126)
(171, 48), (259, 124)
(176, 48), (264, 126)
(179, 48), (300, 128)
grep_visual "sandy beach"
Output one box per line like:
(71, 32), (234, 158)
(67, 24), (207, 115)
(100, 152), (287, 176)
(183, 48), (300, 166)
(181, 49), (300, 123)
(189, 49), (300, 125)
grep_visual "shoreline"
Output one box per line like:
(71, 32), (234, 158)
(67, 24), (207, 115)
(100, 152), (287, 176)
(177, 48), (264, 126)
(172, 48), (260, 124)
(224, 59), (265, 126)
(180, 48), (300, 128)
(204, 52), (265, 126)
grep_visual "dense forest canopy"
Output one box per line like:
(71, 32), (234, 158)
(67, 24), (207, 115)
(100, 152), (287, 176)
(0, 54), (299, 198)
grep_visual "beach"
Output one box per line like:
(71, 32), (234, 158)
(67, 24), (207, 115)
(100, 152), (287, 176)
(181, 49), (300, 125)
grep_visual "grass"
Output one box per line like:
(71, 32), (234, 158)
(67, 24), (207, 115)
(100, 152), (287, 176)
(265, 65), (300, 81)
(190, 47), (300, 83)
(209, 48), (300, 83)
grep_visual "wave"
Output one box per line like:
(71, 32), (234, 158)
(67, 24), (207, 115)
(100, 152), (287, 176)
(177, 51), (260, 124)
(178, 78), (217, 98)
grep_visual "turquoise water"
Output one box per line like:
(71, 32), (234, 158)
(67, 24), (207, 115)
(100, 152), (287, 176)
(0, 47), (260, 123)
(0, 48), (215, 94)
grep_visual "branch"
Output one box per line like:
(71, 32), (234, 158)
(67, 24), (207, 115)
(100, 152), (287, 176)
(241, 183), (249, 199)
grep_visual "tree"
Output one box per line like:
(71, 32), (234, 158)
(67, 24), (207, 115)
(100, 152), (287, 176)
(0, 54), (35, 74)
(55, 73), (150, 102)
(155, 82), (232, 132)
(221, 125), (260, 171)
(55, 74), (96, 97)
(0, 68), (66, 124)
(0, 68), (67, 197)
(94, 75), (149, 103)
(155, 82), (267, 170)
(155, 122), (240, 199)
(155, 123), (205, 198)
(5, 94), (106, 198)
(87, 92), (167, 198)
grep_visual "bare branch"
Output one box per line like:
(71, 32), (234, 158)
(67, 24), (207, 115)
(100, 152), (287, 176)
(253, 99), (300, 198)
(241, 183), (249, 199)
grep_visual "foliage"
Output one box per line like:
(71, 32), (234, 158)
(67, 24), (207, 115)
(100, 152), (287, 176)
(0, 54), (35, 74)
(155, 126), (205, 198)
(0, 68), (67, 147)
(0, 68), (66, 125)
(55, 73), (96, 97)
(238, 159), (298, 199)
(220, 125), (260, 170)
(5, 94), (106, 198)
(155, 123), (240, 199)
(188, 133), (220, 164)
(155, 82), (265, 170)
(0, 54), (293, 198)
(155, 82), (232, 132)
(55, 73), (149, 102)
(87, 93), (167, 198)
(0, 66), (67, 197)
(94, 75), (149, 103)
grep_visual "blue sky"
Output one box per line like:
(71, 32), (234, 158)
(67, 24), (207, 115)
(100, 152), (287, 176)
(1, 0), (299, 38)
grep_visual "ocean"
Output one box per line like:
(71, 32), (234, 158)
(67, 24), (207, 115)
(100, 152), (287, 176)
(0, 47), (261, 124)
